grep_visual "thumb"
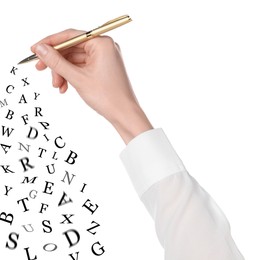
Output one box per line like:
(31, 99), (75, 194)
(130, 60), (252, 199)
(35, 43), (80, 85)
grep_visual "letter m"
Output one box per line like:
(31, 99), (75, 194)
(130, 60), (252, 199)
(0, 99), (8, 108)
(21, 176), (38, 184)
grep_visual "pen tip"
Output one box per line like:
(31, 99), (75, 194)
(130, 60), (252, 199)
(18, 54), (38, 65)
(18, 58), (29, 65)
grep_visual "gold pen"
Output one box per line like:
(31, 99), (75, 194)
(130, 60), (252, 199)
(18, 15), (132, 65)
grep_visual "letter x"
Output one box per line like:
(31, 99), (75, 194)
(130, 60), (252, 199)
(60, 214), (74, 224)
(22, 77), (30, 86)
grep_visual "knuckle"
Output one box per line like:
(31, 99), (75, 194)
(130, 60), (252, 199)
(102, 36), (115, 45)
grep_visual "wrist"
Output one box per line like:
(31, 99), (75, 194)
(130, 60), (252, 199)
(110, 102), (153, 144)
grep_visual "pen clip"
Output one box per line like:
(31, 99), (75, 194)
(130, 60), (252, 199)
(100, 15), (131, 27)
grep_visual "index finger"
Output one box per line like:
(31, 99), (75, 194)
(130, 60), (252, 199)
(31, 28), (85, 53)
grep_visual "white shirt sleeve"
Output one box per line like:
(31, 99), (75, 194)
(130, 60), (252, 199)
(120, 128), (244, 260)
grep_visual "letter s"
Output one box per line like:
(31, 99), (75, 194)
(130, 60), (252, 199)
(5, 232), (19, 250)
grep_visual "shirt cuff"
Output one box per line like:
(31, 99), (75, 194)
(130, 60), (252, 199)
(120, 128), (186, 197)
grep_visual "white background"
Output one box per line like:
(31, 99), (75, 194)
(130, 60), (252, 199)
(0, 0), (258, 259)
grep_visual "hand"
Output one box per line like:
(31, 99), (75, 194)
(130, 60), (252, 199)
(32, 29), (153, 143)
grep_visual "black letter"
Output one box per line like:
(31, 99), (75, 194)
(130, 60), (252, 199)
(63, 229), (80, 248)
(6, 109), (14, 120)
(39, 121), (49, 130)
(1, 165), (15, 173)
(42, 220), (52, 233)
(0, 212), (14, 225)
(60, 214), (74, 224)
(58, 192), (73, 207)
(82, 199), (98, 215)
(35, 107), (42, 117)
(46, 164), (55, 174)
(19, 157), (34, 172)
(87, 221), (100, 235)
(34, 92), (40, 100)
(27, 127), (38, 139)
(24, 247), (37, 260)
(43, 134), (49, 142)
(55, 136), (66, 148)
(64, 150), (78, 165)
(0, 144), (11, 154)
(80, 183), (87, 193)
(69, 252), (79, 260)
(22, 77), (30, 86)
(6, 85), (15, 94)
(43, 243), (57, 252)
(91, 241), (105, 256)
(21, 176), (38, 184)
(6, 232), (19, 250)
(17, 197), (30, 212)
(10, 66), (18, 75)
(38, 147), (47, 158)
(39, 203), (49, 214)
(19, 94), (27, 104)
(4, 185), (13, 196)
(43, 181), (54, 195)
(2, 126), (14, 137)
(21, 114), (29, 125)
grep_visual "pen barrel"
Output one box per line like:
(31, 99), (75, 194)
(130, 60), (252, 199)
(53, 15), (131, 51)
(18, 15), (132, 64)
(54, 32), (91, 51)
(91, 17), (131, 37)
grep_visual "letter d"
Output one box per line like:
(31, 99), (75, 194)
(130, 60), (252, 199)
(63, 229), (80, 248)
(27, 127), (38, 140)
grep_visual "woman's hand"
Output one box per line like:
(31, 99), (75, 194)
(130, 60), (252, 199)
(32, 29), (153, 143)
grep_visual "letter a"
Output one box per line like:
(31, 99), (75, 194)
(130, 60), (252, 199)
(58, 192), (73, 207)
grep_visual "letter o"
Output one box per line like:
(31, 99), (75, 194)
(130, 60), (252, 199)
(43, 243), (57, 252)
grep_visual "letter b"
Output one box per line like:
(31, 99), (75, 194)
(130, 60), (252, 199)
(65, 150), (78, 165)
(0, 212), (14, 225)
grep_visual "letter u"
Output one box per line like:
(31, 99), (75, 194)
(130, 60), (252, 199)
(22, 224), (34, 232)
(46, 164), (55, 174)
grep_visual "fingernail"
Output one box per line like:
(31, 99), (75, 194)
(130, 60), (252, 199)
(35, 44), (48, 57)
